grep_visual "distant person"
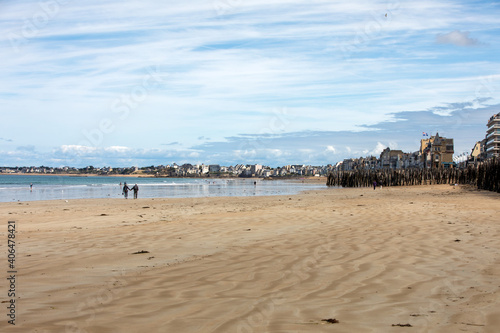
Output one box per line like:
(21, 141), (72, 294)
(131, 184), (139, 199)
(122, 182), (131, 199)
(373, 181), (377, 190)
(30, 183), (33, 192)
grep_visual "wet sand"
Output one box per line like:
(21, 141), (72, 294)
(1, 184), (499, 332)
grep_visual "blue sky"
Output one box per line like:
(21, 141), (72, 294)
(1, 0), (499, 167)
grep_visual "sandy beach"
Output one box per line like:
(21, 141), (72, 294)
(1, 184), (499, 332)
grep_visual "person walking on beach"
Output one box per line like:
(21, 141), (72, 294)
(131, 184), (139, 199)
(373, 181), (377, 190)
(122, 182), (131, 199)
(30, 183), (33, 192)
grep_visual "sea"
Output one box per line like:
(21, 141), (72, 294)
(0, 175), (326, 202)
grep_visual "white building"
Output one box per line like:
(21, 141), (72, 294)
(486, 112), (500, 158)
(250, 164), (262, 174)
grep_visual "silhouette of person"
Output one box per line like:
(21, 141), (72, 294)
(131, 184), (139, 199)
(122, 182), (131, 199)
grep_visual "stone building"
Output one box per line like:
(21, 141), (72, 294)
(379, 148), (404, 169)
(420, 133), (454, 169)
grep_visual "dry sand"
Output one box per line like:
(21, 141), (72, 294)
(1, 184), (499, 332)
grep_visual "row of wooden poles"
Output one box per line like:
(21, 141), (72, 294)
(326, 157), (500, 193)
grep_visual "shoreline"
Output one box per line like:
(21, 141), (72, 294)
(0, 176), (328, 203)
(0, 173), (156, 177)
(0, 173), (328, 181)
(3, 184), (499, 332)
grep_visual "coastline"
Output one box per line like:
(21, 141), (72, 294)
(0, 173), (328, 182)
(0, 172), (156, 177)
(3, 184), (499, 332)
(0, 176), (326, 203)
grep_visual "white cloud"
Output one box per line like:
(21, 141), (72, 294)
(436, 30), (479, 46)
(325, 146), (337, 154)
(233, 149), (257, 158)
(105, 146), (130, 153)
(371, 142), (386, 156)
(189, 152), (200, 158)
(388, 141), (399, 150)
(266, 149), (283, 157)
(59, 145), (97, 154)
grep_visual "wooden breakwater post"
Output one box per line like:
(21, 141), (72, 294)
(326, 158), (500, 193)
(477, 157), (500, 193)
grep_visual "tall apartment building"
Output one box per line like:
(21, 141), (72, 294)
(485, 112), (500, 158)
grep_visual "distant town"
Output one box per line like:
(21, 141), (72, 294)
(2, 112), (499, 178)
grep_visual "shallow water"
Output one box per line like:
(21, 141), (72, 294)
(0, 175), (325, 202)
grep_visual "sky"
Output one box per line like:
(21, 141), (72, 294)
(1, 0), (499, 168)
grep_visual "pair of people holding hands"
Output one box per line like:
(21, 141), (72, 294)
(122, 182), (139, 199)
